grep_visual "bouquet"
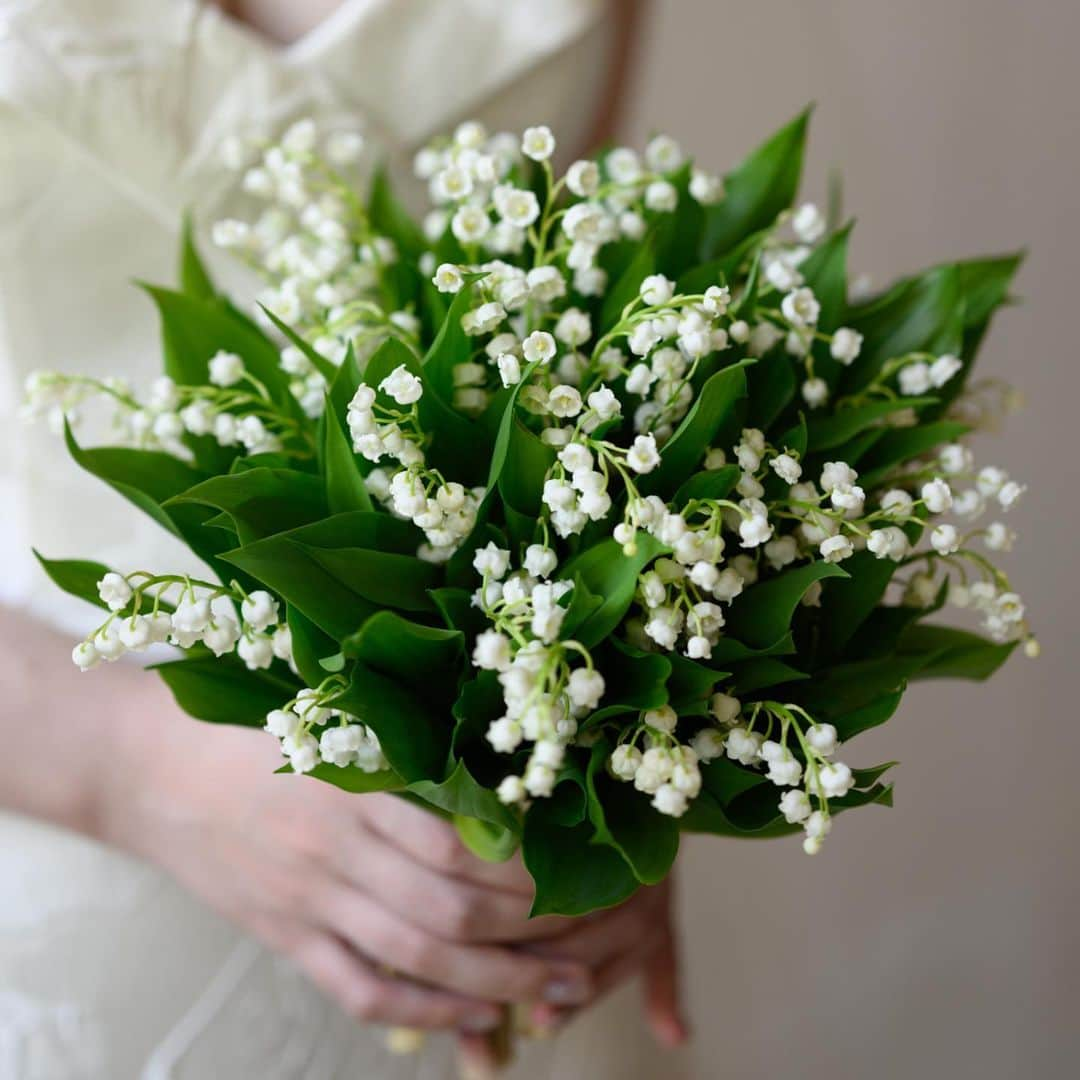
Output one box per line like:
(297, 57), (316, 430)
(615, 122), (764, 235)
(28, 109), (1034, 922)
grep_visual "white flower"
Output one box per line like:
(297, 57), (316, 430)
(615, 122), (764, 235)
(473, 630), (512, 672)
(997, 480), (1025, 510)
(820, 461), (858, 493)
(691, 728), (726, 762)
(486, 715), (523, 753)
(765, 257), (802, 293)
(433, 263), (464, 293)
(238, 633), (274, 670)
(496, 775), (526, 805)
(817, 762), (855, 799)
(807, 723), (839, 757)
(709, 693), (741, 726)
(241, 590), (279, 633)
(644, 180), (677, 212)
(764, 744), (803, 787)
(929, 353), (963, 387)
(379, 364), (423, 405)
(97, 572), (132, 612)
(881, 489), (914, 518)
(473, 542), (510, 579)
(209, 350), (245, 387)
(634, 747), (674, 793)
(496, 353), (522, 387)
(566, 159), (600, 197)
(522, 330), (557, 364)
(628, 320), (662, 357)
(639, 274), (675, 307)
(526, 266), (566, 303)
(554, 308), (592, 347)
(644, 705), (678, 735)
(284, 732), (319, 774)
(984, 521), (1015, 552)
(689, 169), (723, 204)
(921, 478), (953, 514)
(830, 327), (863, 365)
(930, 523), (960, 555)
(627, 433), (661, 474)
(610, 744), (643, 781)
(493, 185), (540, 228)
(585, 386), (621, 426)
(726, 726), (763, 766)
(172, 597), (211, 640)
(645, 134), (683, 172)
(739, 513), (773, 548)
(867, 526), (909, 561)
(606, 147), (642, 184)
(801, 377), (829, 408)
(977, 466), (1008, 497)
(567, 668), (605, 712)
(770, 454), (802, 485)
(779, 789), (812, 824)
(72, 640), (100, 671)
(547, 385), (583, 418)
(831, 483), (865, 514)
(820, 534), (854, 562)
(524, 762), (556, 797)
(524, 544), (558, 579)
(264, 708), (299, 739)
(939, 443), (974, 475)
(652, 784), (688, 817)
(899, 362), (932, 396)
(781, 288), (820, 327)
(792, 202), (826, 243)
(521, 125), (555, 162)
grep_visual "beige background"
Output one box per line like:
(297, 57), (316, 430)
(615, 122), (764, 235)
(620, 1), (1078, 1076)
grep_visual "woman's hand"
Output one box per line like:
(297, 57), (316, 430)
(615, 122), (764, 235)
(99, 701), (594, 1034)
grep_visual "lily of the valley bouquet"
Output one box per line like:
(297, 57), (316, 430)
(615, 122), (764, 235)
(29, 110), (1034, 917)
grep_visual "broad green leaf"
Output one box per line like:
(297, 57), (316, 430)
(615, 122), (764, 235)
(420, 283), (475, 402)
(702, 108), (810, 259)
(652, 162), (706, 278)
(676, 228), (769, 295)
(33, 553), (114, 612)
(498, 418), (555, 516)
(813, 550), (899, 658)
(286, 606), (340, 688)
(797, 223), (852, 387)
(559, 576), (605, 641)
(558, 534), (666, 648)
(258, 306), (339, 383)
(523, 797), (639, 917)
(857, 421), (972, 488)
(167, 468), (327, 545)
(408, 759), (519, 837)
(153, 655), (299, 727)
(744, 349), (797, 431)
(305, 762), (403, 794)
(586, 741), (679, 885)
(645, 361), (751, 494)
(330, 663), (450, 781)
(321, 406), (374, 514)
(300, 545), (439, 614)
(178, 213), (216, 301)
(368, 164), (427, 259)
(726, 561), (848, 648)
(140, 285), (294, 410)
(806, 396), (937, 452)
(673, 465), (740, 507)
(898, 623), (1018, 681)
(599, 237), (654, 333)
(729, 657), (808, 694)
(582, 639), (672, 727)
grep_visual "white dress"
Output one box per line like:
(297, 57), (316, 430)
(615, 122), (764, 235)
(0, 2), (687, 1076)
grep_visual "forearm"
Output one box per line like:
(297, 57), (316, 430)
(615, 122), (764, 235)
(0, 604), (179, 842)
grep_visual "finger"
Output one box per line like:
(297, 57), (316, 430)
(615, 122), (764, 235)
(318, 880), (593, 1005)
(456, 1033), (501, 1080)
(521, 884), (667, 967)
(359, 794), (535, 895)
(333, 823), (574, 943)
(641, 923), (689, 1048)
(289, 930), (503, 1033)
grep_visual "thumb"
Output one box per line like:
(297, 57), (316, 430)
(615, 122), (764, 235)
(642, 924), (689, 1048)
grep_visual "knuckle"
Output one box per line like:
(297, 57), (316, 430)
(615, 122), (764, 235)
(395, 926), (439, 975)
(346, 979), (382, 1023)
(435, 891), (485, 942)
(426, 829), (466, 873)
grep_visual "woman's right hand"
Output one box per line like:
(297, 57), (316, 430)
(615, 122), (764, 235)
(98, 697), (594, 1035)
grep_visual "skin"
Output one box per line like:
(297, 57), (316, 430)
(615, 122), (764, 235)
(0, 607), (686, 1050)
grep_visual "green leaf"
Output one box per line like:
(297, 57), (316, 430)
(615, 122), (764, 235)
(368, 164), (427, 259)
(408, 760), (519, 838)
(523, 797), (640, 917)
(178, 213), (216, 301)
(744, 349), (797, 431)
(677, 229), (768, 295)
(673, 465), (741, 506)
(286, 606), (340, 688)
(140, 285), (294, 410)
(797, 223), (852, 387)
(582, 639), (672, 726)
(652, 162), (706, 277)
(813, 550), (899, 658)
(666, 652), (728, 712)
(726, 561), (848, 648)
(857, 421), (972, 488)
(258, 306), (339, 383)
(321, 406), (374, 514)
(342, 611), (463, 707)
(498, 418), (555, 516)
(420, 283), (476, 402)
(33, 553), (114, 612)
(167, 468), (327, 545)
(152, 655), (299, 727)
(329, 663), (450, 782)
(898, 623), (1018, 681)
(558, 534), (666, 648)
(729, 658), (808, 694)
(806, 397), (937, 452)
(702, 108), (810, 259)
(300, 545), (439, 614)
(645, 361), (751, 494)
(599, 237), (654, 333)
(586, 741), (679, 884)
(305, 762), (404, 795)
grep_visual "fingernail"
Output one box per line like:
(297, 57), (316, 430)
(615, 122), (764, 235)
(460, 1012), (500, 1034)
(543, 975), (589, 1005)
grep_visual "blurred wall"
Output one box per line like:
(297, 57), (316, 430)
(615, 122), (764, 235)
(620, 2), (1079, 1076)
